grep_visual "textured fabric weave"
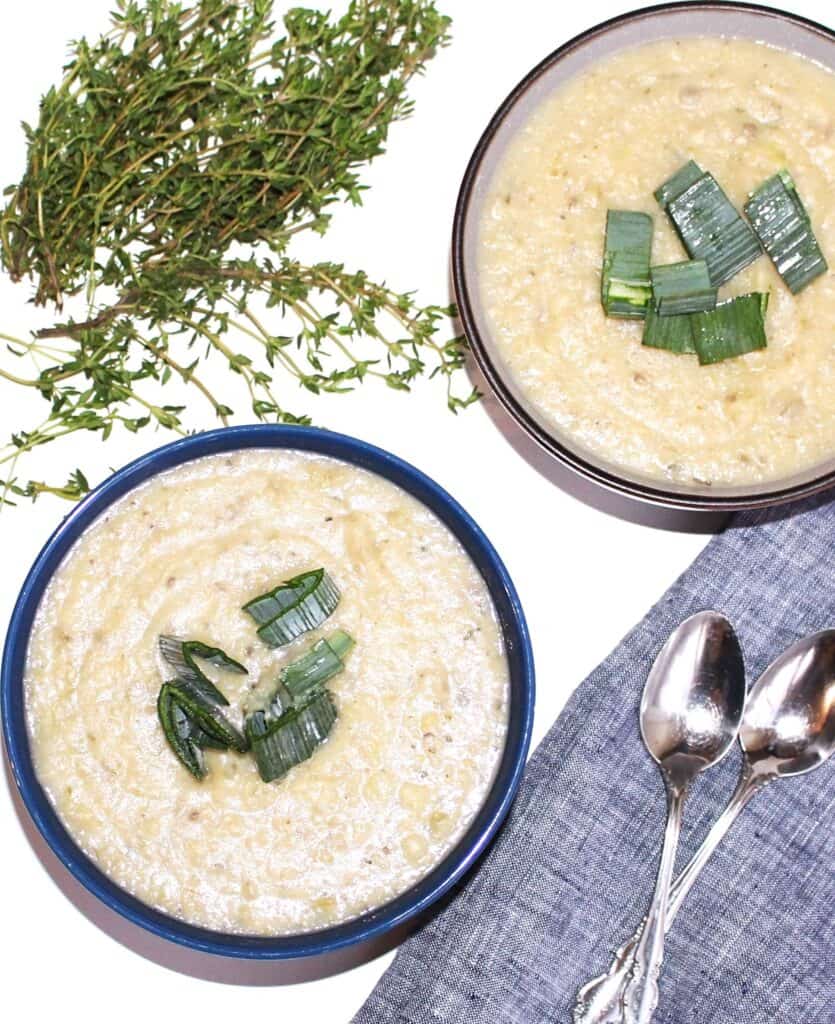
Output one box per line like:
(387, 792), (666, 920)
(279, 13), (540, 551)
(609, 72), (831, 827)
(354, 494), (835, 1024)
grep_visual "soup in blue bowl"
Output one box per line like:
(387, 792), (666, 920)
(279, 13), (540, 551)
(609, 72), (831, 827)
(2, 425), (534, 959)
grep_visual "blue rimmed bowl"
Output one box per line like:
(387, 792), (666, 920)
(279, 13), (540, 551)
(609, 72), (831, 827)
(1, 424), (534, 960)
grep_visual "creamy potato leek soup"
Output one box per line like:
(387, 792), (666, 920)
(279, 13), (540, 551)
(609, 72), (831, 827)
(478, 37), (835, 487)
(24, 450), (509, 935)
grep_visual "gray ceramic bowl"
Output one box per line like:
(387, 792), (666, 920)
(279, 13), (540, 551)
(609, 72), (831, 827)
(453, 2), (835, 511)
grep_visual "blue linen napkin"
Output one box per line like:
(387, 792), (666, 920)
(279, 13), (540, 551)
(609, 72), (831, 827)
(353, 493), (835, 1024)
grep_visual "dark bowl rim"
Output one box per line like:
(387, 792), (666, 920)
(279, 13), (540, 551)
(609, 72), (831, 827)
(452, 0), (835, 512)
(1, 424), (535, 959)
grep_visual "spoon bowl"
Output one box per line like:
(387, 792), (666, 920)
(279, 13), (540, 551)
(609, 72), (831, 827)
(741, 629), (835, 778)
(640, 611), (746, 788)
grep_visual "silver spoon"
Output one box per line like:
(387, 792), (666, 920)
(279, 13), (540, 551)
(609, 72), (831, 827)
(573, 628), (835, 1024)
(620, 611), (745, 1024)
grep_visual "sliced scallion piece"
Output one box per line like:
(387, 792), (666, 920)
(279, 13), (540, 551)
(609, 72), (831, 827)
(323, 629), (354, 659)
(157, 683), (206, 780)
(601, 210), (653, 319)
(654, 160), (704, 210)
(650, 260), (717, 316)
(164, 679), (249, 753)
(661, 169), (761, 286)
(250, 690), (338, 783)
(169, 693), (230, 751)
(265, 683), (294, 720)
(183, 641), (247, 674)
(744, 170), (828, 294)
(245, 708), (270, 743)
(245, 630), (354, 739)
(283, 630), (355, 703)
(691, 292), (769, 366)
(190, 723), (230, 751)
(243, 569), (340, 647)
(158, 635), (247, 706)
(642, 305), (696, 354)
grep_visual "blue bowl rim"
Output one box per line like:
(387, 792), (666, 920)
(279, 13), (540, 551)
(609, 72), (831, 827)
(1, 424), (535, 960)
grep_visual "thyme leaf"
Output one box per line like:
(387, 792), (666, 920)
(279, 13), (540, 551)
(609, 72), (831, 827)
(0, 0), (475, 506)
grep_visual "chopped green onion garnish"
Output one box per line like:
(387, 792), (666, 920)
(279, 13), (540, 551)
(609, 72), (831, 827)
(661, 168), (761, 286)
(650, 260), (717, 316)
(283, 630), (355, 703)
(691, 292), (769, 365)
(158, 635), (247, 706)
(183, 641), (247, 674)
(157, 683), (206, 780)
(325, 629), (354, 659)
(744, 170), (828, 294)
(164, 679), (249, 753)
(244, 709), (270, 742)
(189, 725), (230, 751)
(642, 305), (696, 354)
(601, 210), (653, 319)
(249, 690), (338, 783)
(243, 568), (340, 647)
(246, 630), (354, 739)
(654, 160), (704, 210)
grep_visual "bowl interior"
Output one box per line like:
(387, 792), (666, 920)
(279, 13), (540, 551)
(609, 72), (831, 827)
(2, 425), (534, 959)
(456, 3), (835, 509)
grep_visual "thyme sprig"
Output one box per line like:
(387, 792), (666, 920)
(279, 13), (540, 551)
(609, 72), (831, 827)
(0, 0), (473, 505)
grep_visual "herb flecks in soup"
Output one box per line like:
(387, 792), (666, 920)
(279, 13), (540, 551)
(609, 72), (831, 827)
(478, 38), (835, 487)
(25, 450), (509, 935)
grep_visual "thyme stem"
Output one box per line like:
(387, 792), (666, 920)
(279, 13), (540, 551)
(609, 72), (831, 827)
(0, 0), (473, 506)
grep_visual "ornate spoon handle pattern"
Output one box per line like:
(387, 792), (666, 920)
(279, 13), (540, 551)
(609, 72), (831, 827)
(573, 768), (769, 1024)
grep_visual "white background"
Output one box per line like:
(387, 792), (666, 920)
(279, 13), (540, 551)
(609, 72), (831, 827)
(0, 1), (825, 1021)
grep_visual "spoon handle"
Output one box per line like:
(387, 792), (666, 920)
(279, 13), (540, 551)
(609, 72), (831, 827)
(572, 932), (640, 1024)
(667, 768), (767, 920)
(572, 769), (769, 1024)
(621, 781), (685, 1024)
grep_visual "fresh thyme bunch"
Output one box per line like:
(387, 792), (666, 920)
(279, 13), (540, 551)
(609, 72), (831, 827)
(0, 0), (471, 504)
